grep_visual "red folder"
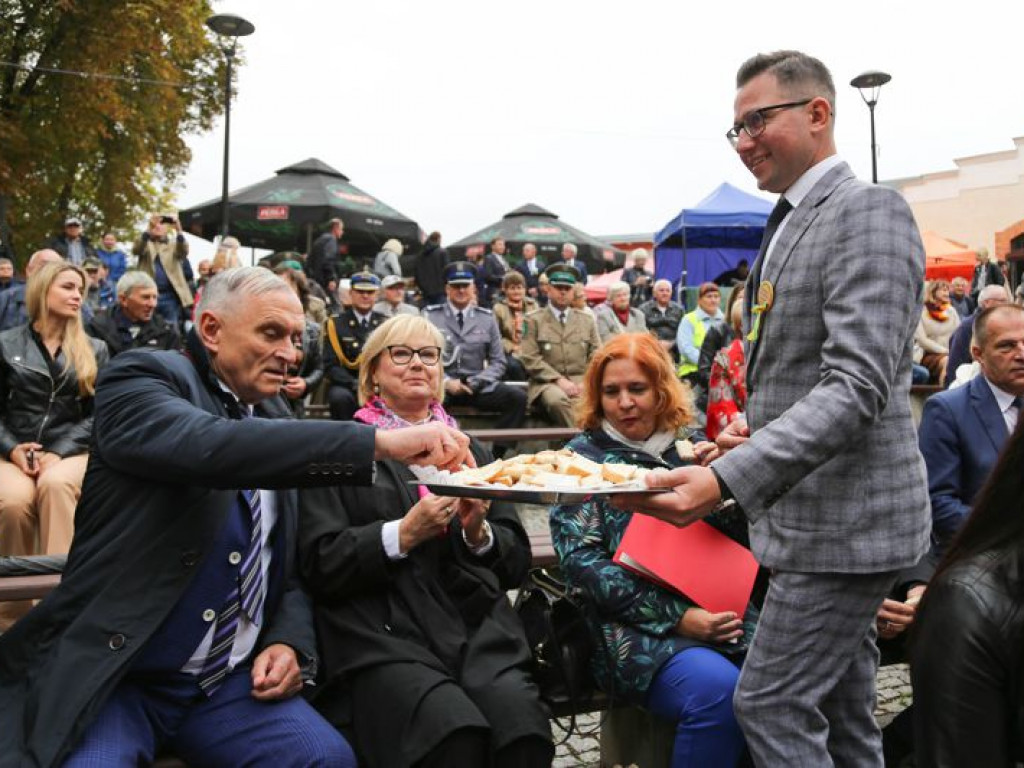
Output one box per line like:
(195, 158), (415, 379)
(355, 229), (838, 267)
(613, 514), (759, 616)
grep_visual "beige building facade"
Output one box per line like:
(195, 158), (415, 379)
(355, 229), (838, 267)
(891, 136), (1024, 260)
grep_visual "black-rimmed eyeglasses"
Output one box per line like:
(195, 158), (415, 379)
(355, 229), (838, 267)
(725, 99), (812, 148)
(386, 345), (441, 366)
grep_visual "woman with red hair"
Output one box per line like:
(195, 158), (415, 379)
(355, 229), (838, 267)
(550, 332), (756, 768)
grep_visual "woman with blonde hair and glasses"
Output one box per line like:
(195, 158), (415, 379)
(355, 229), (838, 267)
(298, 314), (552, 768)
(0, 261), (108, 629)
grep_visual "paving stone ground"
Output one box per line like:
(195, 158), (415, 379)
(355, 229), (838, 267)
(518, 505), (914, 767)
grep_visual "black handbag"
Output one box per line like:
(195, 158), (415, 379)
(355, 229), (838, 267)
(514, 567), (597, 738)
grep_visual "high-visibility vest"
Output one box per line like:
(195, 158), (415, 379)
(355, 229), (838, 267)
(676, 312), (707, 378)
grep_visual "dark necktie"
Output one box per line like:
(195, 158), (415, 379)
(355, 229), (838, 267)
(752, 197), (793, 286)
(559, 311), (566, 325)
(457, 311), (464, 329)
(361, 317), (369, 332)
(199, 408), (265, 696)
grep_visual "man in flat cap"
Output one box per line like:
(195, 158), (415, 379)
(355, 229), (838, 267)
(520, 263), (601, 426)
(323, 271), (386, 421)
(47, 216), (96, 267)
(424, 261), (526, 457)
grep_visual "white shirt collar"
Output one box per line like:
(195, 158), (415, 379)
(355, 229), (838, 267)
(352, 309), (372, 323)
(984, 376), (1020, 413)
(783, 154), (844, 209)
(549, 304), (569, 321)
(215, 378), (253, 416)
(447, 301), (472, 317)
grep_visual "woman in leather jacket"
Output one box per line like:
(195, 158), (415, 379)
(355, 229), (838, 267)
(912, 415), (1024, 767)
(0, 261), (108, 629)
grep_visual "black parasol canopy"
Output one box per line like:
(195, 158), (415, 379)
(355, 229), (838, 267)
(179, 158), (421, 262)
(448, 203), (625, 273)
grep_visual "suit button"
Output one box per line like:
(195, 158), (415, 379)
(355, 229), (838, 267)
(228, 551), (242, 565)
(108, 633), (126, 651)
(202, 609), (216, 622)
(180, 550), (199, 567)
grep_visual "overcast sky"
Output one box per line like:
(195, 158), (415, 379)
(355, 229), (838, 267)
(177, 0), (1024, 245)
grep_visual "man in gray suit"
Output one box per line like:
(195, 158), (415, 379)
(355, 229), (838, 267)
(619, 51), (929, 767)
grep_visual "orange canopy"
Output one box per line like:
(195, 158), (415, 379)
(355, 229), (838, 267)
(922, 231), (976, 282)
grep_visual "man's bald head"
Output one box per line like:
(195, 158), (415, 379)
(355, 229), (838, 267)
(978, 283), (1010, 310)
(26, 249), (63, 277)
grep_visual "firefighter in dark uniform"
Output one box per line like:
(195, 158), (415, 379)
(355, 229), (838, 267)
(423, 261), (527, 457)
(323, 270), (386, 420)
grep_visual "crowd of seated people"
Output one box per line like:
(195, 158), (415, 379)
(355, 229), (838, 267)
(4, 226), (1024, 768)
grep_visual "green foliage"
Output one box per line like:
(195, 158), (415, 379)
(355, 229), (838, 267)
(0, 0), (229, 264)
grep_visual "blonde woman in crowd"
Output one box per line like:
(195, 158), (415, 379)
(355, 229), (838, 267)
(0, 261), (108, 629)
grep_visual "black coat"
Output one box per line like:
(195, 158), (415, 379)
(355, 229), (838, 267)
(912, 546), (1024, 767)
(0, 324), (109, 459)
(308, 231), (340, 289)
(298, 441), (550, 767)
(86, 306), (180, 356)
(0, 336), (378, 768)
(413, 243), (449, 299)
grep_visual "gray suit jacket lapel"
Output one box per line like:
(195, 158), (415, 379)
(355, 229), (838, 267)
(746, 162), (855, 374)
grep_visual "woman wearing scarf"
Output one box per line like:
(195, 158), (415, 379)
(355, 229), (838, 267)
(492, 270), (537, 382)
(594, 281), (647, 343)
(914, 279), (960, 384)
(298, 314), (552, 768)
(549, 333), (757, 768)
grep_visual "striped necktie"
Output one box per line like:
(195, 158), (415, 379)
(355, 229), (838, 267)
(199, 408), (265, 696)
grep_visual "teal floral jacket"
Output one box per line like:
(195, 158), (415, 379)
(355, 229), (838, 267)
(549, 428), (758, 704)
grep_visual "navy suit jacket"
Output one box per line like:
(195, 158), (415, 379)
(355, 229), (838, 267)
(918, 374), (1008, 551)
(0, 335), (377, 767)
(514, 258), (546, 293)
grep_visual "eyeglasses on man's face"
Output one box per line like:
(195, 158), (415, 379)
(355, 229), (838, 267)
(726, 99), (812, 148)
(386, 345), (441, 366)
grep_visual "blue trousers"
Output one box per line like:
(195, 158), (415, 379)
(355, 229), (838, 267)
(61, 667), (356, 768)
(646, 647), (746, 768)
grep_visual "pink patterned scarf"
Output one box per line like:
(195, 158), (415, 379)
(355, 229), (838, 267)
(354, 396), (460, 499)
(354, 396), (458, 431)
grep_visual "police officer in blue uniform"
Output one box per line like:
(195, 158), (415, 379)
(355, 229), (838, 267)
(423, 261), (526, 457)
(323, 271), (386, 421)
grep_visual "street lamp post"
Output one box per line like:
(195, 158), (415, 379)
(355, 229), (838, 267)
(205, 13), (255, 239)
(850, 70), (891, 184)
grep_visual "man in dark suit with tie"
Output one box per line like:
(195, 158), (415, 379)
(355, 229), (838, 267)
(919, 304), (1024, 554)
(514, 242), (545, 300)
(560, 242), (588, 284)
(620, 51), (930, 767)
(0, 267), (470, 768)
(479, 236), (511, 308)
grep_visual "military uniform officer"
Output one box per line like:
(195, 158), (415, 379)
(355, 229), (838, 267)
(520, 263), (602, 427)
(323, 271), (386, 420)
(424, 261), (526, 457)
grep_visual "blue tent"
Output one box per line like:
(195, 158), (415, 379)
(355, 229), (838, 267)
(654, 183), (773, 293)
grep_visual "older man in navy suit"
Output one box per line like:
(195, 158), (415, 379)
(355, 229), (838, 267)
(919, 303), (1024, 553)
(0, 268), (470, 768)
